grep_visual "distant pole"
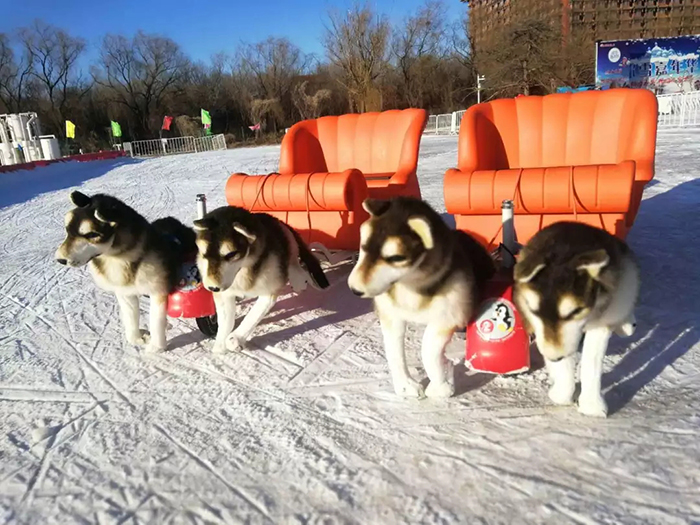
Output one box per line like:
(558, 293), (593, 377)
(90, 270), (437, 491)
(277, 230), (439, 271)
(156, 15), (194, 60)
(477, 75), (486, 104)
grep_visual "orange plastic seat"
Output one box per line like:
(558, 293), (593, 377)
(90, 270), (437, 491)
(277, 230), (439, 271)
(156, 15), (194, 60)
(444, 88), (658, 249)
(225, 108), (428, 250)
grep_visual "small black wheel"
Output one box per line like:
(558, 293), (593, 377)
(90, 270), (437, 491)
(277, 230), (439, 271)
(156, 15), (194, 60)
(196, 314), (218, 337)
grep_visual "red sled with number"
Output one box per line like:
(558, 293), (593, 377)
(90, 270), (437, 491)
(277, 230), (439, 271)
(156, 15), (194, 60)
(466, 272), (530, 375)
(464, 199), (531, 375)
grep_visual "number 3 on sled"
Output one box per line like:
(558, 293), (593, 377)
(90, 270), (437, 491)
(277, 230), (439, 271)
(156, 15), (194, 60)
(166, 194), (218, 336)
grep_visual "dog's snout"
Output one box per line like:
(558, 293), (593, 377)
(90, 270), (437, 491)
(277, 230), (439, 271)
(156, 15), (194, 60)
(207, 286), (220, 293)
(548, 356), (564, 363)
(56, 258), (68, 266)
(349, 287), (364, 297)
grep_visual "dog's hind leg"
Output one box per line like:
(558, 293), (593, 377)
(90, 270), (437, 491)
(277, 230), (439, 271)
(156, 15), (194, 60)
(212, 292), (237, 354)
(117, 294), (147, 345)
(227, 295), (277, 351)
(288, 260), (308, 293)
(578, 326), (612, 417)
(146, 294), (168, 353)
(422, 324), (456, 398)
(379, 313), (424, 398)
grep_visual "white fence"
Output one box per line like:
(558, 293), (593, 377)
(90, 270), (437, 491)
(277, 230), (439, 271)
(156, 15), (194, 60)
(424, 92), (700, 136)
(124, 133), (226, 158)
(424, 110), (465, 135)
(657, 91), (700, 129)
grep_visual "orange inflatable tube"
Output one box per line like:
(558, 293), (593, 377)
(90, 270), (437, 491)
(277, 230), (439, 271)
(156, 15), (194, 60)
(225, 170), (369, 251)
(444, 162), (635, 215)
(225, 170), (361, 212)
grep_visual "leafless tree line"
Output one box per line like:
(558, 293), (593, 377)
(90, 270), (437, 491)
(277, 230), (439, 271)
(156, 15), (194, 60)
(0, 2), (594, 151)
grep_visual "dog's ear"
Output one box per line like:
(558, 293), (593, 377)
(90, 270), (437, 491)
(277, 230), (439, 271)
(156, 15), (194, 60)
(193, 218), (214, 232)
(94, 206), (117, 227)
(514, 254), (546, 283)
(233, 223), (256, 243)
(70, 191), (91, 208)
(407, 216), (434, 250)
(362, 198), (390, 217)
(573, 249), (609, 279)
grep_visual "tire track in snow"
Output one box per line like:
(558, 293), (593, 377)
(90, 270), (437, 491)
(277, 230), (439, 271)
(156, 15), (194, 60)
(0, 292), (136, 410)
(153, 424), (272, 523)
(287, 331), (359, 387)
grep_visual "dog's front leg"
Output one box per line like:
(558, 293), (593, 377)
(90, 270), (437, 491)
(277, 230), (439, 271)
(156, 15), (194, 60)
(116, 294), (146, 345)
(227, 294), (278, 351)
(578, 326), (612, 417)
(378, 312), (424, 398)
(212, 292), (237, 354)
(422, 324), (456, 399)
(145, 294), (168, 353)
(545, 355), (576, 406)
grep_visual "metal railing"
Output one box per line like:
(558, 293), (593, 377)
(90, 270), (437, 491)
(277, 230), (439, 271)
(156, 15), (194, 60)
(424, 91), (700, 135)
(124, 133), (227, 158)
(423, 110), (466, 135)
(657, 91), (700, 129)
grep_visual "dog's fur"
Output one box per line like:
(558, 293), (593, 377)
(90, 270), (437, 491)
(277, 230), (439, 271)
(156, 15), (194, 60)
(348, 197), (495, 398)
(193, 205), (330, 353)
(513, 221), (640, 417)
(55, 191), (196, 352)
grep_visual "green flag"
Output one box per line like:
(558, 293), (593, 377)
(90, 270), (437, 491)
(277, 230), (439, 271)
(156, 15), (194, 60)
(110, 121), (122, 138)
(201, 109), (211, 125)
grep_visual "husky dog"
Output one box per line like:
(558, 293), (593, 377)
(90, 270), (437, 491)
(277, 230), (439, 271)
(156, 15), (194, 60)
(347, 197), (495, 399)
(513, 222), (640, 417)
(192, 206), (330, 353)
(55, 191), (196, 353)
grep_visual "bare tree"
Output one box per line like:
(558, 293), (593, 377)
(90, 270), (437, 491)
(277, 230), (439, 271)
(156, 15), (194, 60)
(476, 18), (560, 98)
(292, 80), (331, 120)
(19, 21), (87, 135)
(238, 38), (310, 99)
(0, 33), (34, 112)
(95, 31), (189, 137)
(323, 4), (390, 112)
(392, 1), (448, 107)
(250, 98), (284, 133)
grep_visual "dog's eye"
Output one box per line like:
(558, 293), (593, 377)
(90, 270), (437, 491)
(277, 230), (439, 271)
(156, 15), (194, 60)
(84, 232), (100, 239)
(563, 307), (585, 320)
(224, 251), (239, 261)
(384, 255), (407, 264)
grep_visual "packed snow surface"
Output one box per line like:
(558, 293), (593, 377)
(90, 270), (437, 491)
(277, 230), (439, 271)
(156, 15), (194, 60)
(0, 133), (699, 524)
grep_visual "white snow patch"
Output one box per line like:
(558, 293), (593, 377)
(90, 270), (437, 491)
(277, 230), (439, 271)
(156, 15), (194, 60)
(1, 134), (699, 522)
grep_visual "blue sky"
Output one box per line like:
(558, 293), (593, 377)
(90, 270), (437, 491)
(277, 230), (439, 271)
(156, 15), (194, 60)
(1, 0), (466, 66)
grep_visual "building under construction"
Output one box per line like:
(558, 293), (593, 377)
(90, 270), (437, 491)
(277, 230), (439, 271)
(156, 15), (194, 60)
(463, 0), (700, 51)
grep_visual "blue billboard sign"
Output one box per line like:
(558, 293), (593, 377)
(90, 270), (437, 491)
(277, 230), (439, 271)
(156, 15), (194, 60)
(596, 35), (700, 93)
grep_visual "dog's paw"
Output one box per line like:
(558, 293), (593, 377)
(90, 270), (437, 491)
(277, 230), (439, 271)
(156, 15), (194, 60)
(393, 379), (425, 398)
(126, 330), (150, 346)
(425, 380), (455, 399)
(225, 334), (246, 352)
(144, 342), (166, 354)
(615, 321), (637, 337)
(578, 394), (608, 418)
(548, 383), (575, 405)
(212, 341), (228, 354)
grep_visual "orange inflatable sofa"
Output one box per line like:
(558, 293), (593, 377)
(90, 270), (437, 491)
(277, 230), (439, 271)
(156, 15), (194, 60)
(225, 108), (428, 251)
(444, 88), (658, 249)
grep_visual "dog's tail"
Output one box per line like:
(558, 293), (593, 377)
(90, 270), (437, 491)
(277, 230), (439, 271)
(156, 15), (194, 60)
(152, 217), (197, 256)
(288, 227), (330, 290)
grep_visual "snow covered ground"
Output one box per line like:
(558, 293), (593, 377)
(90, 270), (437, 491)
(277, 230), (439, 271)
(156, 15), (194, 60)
(1, 132), (699, 524)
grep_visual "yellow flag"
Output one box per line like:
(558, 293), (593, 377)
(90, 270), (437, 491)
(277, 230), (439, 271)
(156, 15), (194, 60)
(66, 120), (76, 139)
